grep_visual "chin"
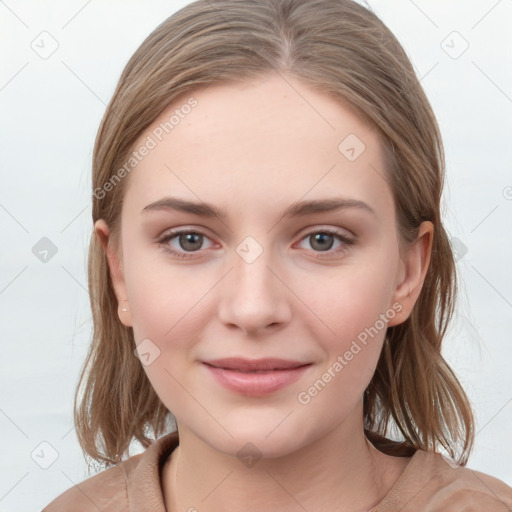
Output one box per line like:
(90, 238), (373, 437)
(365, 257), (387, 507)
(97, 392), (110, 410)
(222, 435), (299, 461)
(192, 418), (313, 462)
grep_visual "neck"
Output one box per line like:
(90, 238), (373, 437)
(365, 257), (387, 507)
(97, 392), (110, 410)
(162, 412), (409, 512)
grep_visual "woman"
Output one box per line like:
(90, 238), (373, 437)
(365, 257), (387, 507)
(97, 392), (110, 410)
(44, 0), (512, 510)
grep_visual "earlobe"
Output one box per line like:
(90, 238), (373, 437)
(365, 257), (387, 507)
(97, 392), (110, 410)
(387, 221), (434, 327)
(94, 219), (133, 327)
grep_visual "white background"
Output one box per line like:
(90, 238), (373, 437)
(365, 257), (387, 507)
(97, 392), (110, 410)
(1, 0), (511, 510)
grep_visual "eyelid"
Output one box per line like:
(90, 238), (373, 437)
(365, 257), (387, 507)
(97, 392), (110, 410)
(156, 227), (217, 257)
(295, 224), (354, 240)
(157, 225), (215, 242)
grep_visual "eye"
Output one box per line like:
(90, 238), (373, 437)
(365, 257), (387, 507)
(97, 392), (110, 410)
(157, 229), (215, 258)
(296, 229), (354, 258)
(157, 227), (354, 260)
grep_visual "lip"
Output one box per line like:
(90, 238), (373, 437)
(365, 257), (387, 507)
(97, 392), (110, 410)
(202, 358), (312, 396)
(204, 357), (310, 371)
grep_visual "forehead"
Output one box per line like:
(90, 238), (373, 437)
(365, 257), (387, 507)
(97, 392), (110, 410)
(123, 74), (393, 221)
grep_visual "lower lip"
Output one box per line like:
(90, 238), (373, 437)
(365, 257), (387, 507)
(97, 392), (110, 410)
(204, 363), (312, 396)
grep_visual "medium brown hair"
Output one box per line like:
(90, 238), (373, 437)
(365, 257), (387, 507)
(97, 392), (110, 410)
(76, 0), (474, 468)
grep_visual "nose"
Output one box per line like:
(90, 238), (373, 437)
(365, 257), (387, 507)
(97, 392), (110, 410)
(217, 248), (292, 337)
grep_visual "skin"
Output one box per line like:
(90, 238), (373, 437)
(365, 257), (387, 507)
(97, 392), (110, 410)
(95, 73), (433, 511)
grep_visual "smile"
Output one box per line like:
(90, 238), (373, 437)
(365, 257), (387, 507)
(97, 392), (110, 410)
(202, 358), (313, 396)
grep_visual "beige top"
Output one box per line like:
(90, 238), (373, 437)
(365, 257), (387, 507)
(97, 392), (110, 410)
(43, 432), (512, 511)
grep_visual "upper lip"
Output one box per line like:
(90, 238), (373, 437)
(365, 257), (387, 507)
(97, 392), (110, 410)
(203, 357), (311, 372)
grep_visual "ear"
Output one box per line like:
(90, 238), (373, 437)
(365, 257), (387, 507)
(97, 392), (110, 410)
(387, 221), (433, 327)
(94, 219), (133, 327)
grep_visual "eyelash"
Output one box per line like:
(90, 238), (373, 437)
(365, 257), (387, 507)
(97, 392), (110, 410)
(157, 228), (355, 260)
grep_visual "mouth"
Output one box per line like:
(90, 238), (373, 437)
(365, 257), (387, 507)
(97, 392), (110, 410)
(203, 357), (311, 372)
(202, 358), (313, 396)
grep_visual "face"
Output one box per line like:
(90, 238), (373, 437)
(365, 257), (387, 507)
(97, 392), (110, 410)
(97, 74), (431, 459)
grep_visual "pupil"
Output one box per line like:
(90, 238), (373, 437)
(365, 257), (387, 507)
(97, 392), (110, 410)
(311, 233), (333, 251)
(180, 233), (202, 251)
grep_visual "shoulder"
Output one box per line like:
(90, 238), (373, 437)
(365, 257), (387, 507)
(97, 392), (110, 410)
(42, 431), (180, 512)
(42, 454), (141, 512)
(430, 461), (512, 511)
(423, 452), (512, 509)
(373, 450), (512, 512)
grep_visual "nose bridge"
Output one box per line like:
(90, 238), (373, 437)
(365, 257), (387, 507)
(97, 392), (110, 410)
(217, 239), (291, 334)
(235, 252), (274, 300)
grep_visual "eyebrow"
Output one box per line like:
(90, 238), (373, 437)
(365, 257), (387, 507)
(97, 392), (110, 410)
(141, 196), (375, 219)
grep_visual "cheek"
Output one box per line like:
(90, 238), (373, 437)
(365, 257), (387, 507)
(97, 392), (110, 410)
(123, 241), (216, 341)
(128, 276), (213, 360)
(124, 256), (217, 399)
(126, 270), (210, 416)
(309, 259), (397, 344)
(298, 260), (397, 398)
